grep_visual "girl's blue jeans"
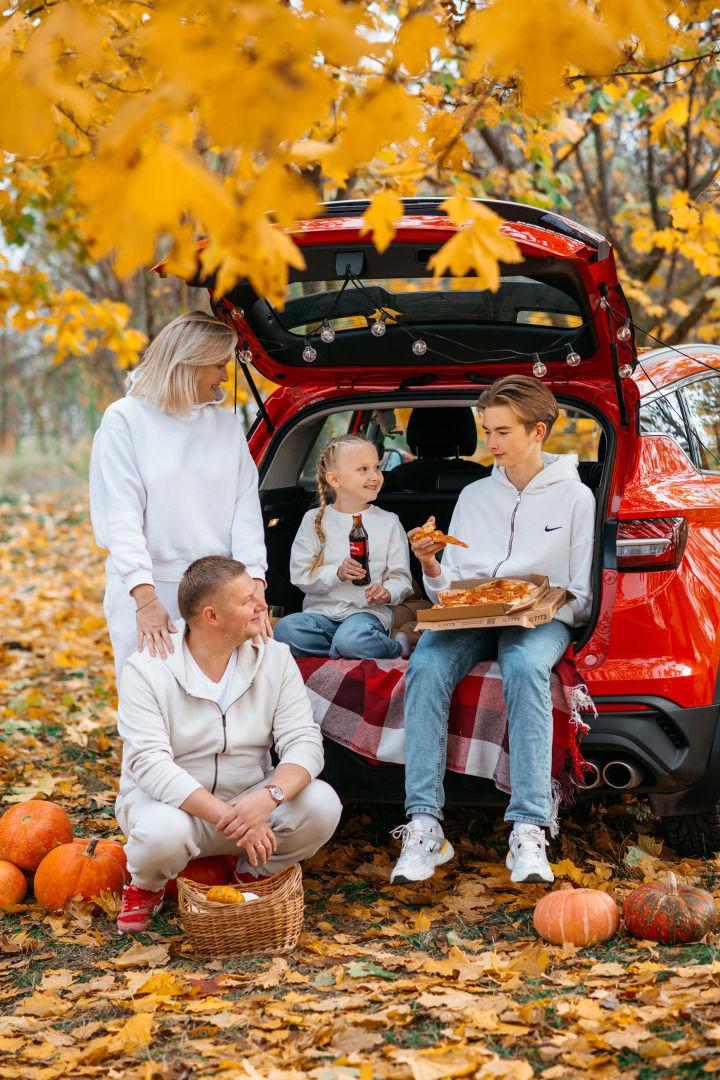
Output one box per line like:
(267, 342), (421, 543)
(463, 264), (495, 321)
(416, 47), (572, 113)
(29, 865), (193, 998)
(403, 619), (572, 828)
(274, 610), (402, 660)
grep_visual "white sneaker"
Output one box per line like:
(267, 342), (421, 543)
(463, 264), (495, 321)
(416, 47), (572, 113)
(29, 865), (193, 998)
(394, 631), (411, 659)
(506, 823), (554, 884)
(390, 821), (454, 884)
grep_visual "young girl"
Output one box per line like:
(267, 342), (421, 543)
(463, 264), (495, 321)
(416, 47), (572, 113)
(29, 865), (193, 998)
(273, 434), (412, 659)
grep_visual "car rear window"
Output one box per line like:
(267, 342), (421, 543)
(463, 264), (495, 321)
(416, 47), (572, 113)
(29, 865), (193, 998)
(284, 276), (583, 337)
(639, 391), (692, 459)
(679, 376), (720, 472)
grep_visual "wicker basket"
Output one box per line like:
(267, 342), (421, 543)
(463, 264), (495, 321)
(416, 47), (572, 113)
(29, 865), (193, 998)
(177, 863), (304, 958)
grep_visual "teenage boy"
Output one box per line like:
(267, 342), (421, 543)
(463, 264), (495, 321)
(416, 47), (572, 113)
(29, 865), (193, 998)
(115, 555), (342, 934)
(391, 375), (596, 886)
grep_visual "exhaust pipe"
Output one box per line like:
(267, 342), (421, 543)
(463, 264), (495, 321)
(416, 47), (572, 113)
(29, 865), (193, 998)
(578, 761), (603, 790)
(602, 760), (643, 790)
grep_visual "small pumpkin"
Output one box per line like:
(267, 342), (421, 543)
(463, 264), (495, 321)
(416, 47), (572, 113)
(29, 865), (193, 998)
(70, 837), (128, 882)
(164, 854), (234, 899)
(33, 837), (125, 913)
(0, 860), (27, 909)
(0, 800), (73, 871)
(534, 886), (620, 946)
(622, 871), (719, 945)
(206, 885), (246, 904)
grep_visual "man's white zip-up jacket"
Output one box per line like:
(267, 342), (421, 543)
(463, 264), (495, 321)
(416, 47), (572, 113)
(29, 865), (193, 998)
(422, 453), (596, 627)
(116, 625), (324, 809)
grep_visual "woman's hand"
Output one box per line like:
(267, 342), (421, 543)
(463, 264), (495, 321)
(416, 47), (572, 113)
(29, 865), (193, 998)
(408, 517), (446, 578)
(253, 578), (273, 642)
(338, 557), (367, 582)
(365, 583), (391, 604)
(130, 585), (178, 658)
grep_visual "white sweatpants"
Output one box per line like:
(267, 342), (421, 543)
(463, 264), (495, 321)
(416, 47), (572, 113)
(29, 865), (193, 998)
(104, 571), (182, 687)
(115, 775), (343, 891)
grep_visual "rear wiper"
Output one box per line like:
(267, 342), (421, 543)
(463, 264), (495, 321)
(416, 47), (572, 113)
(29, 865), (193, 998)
(398, 373), (436, 390)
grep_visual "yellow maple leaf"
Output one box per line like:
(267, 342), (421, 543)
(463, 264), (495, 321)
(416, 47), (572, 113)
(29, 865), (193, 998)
(459, 0), (621, 114)
(428, 196), (523, 289)
(600, 0), (671, 57)
(359, 190), (404, 254)
(394, 13), (446, 76)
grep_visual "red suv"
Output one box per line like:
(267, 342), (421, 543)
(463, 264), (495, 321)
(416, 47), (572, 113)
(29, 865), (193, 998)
(194, 197), (720, 856)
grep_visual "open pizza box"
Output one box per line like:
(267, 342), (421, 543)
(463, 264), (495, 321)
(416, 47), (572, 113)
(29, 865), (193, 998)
(415, 575), (572, 631)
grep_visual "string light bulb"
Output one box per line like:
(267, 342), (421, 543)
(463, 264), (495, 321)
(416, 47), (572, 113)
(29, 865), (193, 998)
(532, 360), (547, 377)
(619, 363), (633, 379)
(616, 319), (632, 342)
(230, 306), (244, 320)
(566, 346), (581, 368)
(240, 348), (252, 363)
(412, 339), (428, 356)
(320, 319), (335, 344)
(302, 340), (317, 363)
(371, 312), (388, 337)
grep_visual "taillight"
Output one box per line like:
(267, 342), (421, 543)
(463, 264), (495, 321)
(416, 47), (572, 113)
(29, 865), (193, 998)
(616, 517), (687, 572)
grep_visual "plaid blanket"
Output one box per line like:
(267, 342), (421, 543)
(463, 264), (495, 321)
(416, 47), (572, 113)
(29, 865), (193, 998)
(296, 656), (595, 825)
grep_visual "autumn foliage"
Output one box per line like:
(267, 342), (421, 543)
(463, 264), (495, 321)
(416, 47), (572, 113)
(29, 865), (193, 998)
(3, 0), (720, 388)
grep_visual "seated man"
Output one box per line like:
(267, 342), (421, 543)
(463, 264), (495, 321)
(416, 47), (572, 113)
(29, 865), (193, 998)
(390, 375), (596, 887)
(115, 555), (342, 934)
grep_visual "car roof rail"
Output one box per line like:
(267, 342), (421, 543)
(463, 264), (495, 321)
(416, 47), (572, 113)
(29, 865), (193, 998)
(317, 196), (607, 253)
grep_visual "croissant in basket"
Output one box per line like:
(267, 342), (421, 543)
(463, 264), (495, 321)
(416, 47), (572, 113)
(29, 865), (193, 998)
(414, 518), (468, 548)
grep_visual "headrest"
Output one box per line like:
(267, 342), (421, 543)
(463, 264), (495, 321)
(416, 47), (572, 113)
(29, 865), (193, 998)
(406, 407), (478, 459)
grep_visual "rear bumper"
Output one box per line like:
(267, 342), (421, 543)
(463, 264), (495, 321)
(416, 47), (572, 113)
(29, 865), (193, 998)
(585, 696), (720, 816)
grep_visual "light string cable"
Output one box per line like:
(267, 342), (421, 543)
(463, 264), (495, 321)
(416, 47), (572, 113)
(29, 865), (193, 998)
(604, 304), (720, 468)
(345, 271), (605, 364)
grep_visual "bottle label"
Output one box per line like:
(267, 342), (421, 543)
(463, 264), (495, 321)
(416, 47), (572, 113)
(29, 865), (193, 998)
(349, 542), (367, 558)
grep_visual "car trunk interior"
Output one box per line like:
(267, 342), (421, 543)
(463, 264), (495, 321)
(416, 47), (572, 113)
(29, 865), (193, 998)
(258, 393), (610, 650)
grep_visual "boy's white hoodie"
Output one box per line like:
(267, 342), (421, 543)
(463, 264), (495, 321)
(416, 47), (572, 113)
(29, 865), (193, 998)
(424, 453), (596, 627)
(116, 625), (324, 809)
(89, 394), (267, 594)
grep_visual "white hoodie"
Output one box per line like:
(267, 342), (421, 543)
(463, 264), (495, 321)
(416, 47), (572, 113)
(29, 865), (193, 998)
(117, 625), (324, 809)
(89, 394), (267, 593)
(423, 453), (596, 627)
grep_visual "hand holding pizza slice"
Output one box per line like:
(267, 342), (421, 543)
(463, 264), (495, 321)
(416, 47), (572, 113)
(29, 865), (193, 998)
(413, 517), (469, 548)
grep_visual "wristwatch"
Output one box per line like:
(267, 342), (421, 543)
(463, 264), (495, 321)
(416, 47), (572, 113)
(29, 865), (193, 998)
(264, 784), (285, 805)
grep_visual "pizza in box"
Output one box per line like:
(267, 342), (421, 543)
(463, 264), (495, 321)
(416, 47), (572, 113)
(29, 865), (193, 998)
(433, 578), (540, 611)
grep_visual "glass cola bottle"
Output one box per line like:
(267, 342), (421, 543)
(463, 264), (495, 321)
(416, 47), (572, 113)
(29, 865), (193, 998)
(349, 513), (371, 587)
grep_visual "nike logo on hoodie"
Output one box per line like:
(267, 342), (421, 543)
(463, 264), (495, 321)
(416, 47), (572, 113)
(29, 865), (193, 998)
(545, 525), (562, 532)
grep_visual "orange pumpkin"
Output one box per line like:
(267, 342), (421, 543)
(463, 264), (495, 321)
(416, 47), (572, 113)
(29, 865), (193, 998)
(70, 837), (128, 882)
(534, 887), (620, 946)
(33, 837), (125, 912)
(0, 860), (27, 909)
(623, 871), (720, 945)
(0, 800), (74, 870)
(164, 854), (234, 899)
(206, 885), (246, 904)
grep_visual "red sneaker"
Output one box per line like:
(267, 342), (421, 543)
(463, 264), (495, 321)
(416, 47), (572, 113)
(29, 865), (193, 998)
(117, 883), (164, 935)
(230, 866), (263, 885)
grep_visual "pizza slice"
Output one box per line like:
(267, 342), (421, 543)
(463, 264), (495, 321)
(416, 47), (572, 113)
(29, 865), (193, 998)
(415, 518), (469, 548)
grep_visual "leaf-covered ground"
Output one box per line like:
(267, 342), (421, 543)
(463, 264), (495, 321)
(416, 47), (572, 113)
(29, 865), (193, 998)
(1, 490), (720, 1080)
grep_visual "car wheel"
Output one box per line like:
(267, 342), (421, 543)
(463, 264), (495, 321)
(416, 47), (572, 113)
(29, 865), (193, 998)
(661, 807), (720, 857)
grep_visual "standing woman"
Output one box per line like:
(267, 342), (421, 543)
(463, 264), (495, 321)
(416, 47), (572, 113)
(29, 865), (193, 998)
(90, 310), (269, 684)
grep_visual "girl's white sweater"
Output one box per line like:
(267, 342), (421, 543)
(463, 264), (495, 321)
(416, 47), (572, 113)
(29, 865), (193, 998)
(290, 504), (412, 631)
(89, 394), (267, 594)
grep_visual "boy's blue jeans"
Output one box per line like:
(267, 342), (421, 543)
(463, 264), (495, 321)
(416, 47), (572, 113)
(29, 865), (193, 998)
(274, 610), (402, 660)
(403, 619), (572, 828)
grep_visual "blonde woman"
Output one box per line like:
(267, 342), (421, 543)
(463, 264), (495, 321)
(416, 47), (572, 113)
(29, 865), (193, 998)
(273, 434), (412, 659)
(90, 311), (268, 683)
